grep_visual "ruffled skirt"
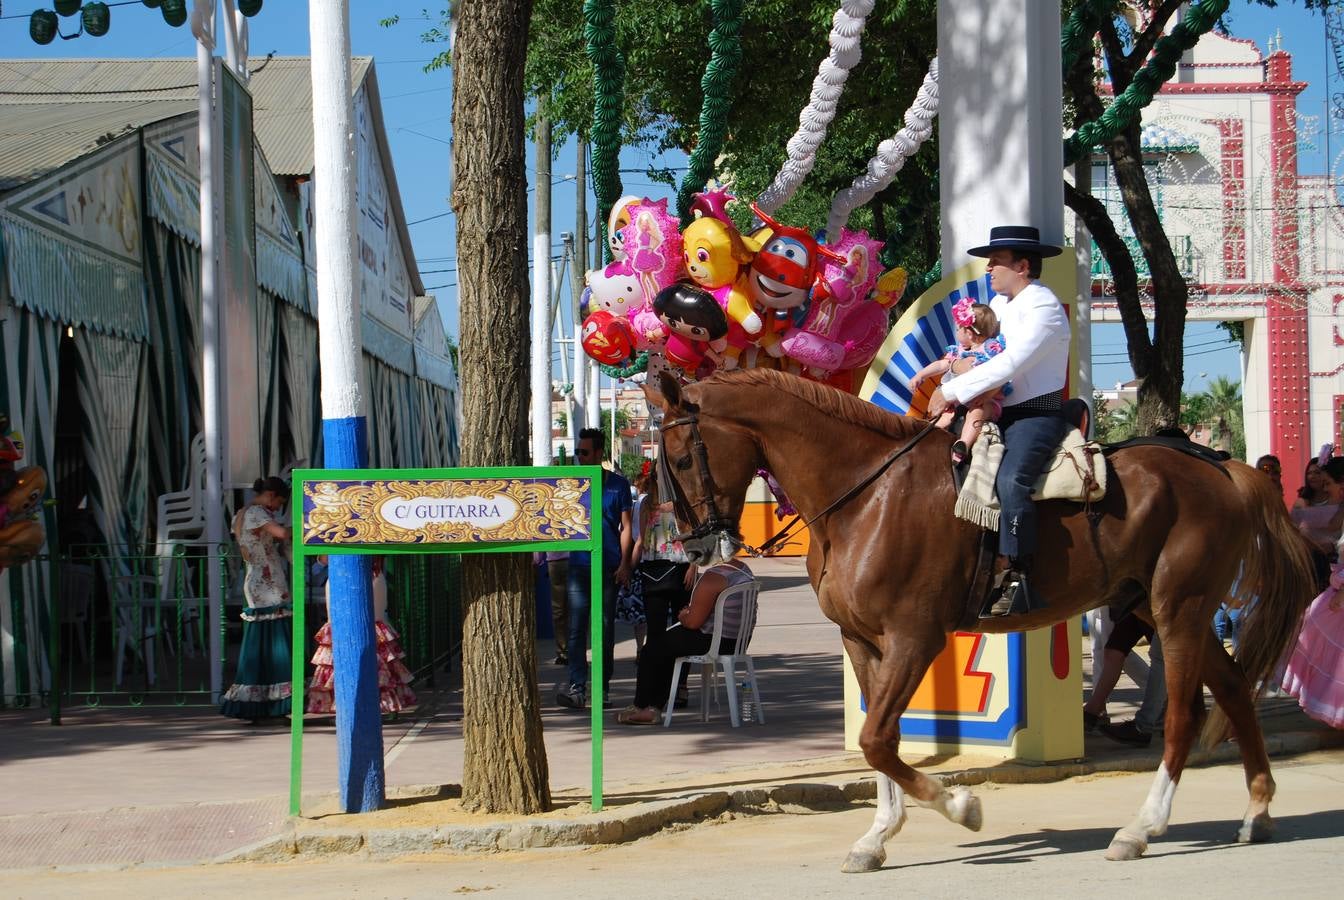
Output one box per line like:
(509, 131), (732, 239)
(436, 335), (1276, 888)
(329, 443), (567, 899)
(1281, 590), (1344, 729)
(220, 608), (293, 720)
(306, 620), (417, 714)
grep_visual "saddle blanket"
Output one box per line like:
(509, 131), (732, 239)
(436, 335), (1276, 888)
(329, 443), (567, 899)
(954, 423), (1107, 531)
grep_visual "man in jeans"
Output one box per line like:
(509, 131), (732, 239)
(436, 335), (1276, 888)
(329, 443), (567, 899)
(557, 428), (633, 709)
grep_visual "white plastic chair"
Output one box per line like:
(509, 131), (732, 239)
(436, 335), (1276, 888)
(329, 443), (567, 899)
(662, 580), (765, 728)
(59, 563), (95, 663)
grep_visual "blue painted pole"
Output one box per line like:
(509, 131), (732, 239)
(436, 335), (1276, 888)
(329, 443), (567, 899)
(310, 0), (385, 813)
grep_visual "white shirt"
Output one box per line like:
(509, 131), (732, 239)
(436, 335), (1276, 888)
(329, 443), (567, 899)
(942, 280), (1070, 407)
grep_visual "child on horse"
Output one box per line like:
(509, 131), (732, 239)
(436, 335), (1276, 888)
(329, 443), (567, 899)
(911, 298), (1010, 464)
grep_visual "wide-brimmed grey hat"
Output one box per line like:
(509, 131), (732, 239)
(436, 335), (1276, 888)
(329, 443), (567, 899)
(967, 225), (1063, 258)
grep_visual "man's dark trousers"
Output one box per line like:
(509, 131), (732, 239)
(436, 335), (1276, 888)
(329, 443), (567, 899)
(995, 412), (1069, 558)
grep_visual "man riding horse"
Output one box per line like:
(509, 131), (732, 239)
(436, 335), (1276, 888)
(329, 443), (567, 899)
(926, 225), (1070, 617)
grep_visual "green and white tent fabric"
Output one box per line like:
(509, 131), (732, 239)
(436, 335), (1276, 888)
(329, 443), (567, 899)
(73, 331), (150, 571)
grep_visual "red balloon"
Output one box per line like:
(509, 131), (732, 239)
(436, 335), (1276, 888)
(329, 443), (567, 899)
(581, 311), (635, 365)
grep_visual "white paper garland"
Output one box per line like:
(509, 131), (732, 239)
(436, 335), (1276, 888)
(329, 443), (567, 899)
(755, 0), (876, 215)
(826, 56), (939, 239)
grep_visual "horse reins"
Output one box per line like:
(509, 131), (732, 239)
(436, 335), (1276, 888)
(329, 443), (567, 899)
(661, 412), (941, 557)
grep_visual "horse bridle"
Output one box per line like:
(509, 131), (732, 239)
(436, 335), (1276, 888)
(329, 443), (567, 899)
(659, 409), (941, 556)
(659, 412), (739, 547)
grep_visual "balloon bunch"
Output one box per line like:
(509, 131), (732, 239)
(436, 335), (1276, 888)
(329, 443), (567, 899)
(579, 191), (905, 394)
(0, 415), (48, 572)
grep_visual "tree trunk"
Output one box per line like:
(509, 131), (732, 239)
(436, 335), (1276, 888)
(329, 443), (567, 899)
(451, 0), (549, 814)
(1106, 121), (1187, 433)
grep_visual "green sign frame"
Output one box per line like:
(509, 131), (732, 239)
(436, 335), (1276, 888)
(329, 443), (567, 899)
(288, 465), (606, 816)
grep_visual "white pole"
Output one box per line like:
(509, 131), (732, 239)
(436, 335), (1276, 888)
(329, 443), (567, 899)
(193, 9), (224, 702)
(1073, 160), (1094, 410)
(586, 361), (600, 429)
(609, 378), (618, 465)
(531, 123), (553, 465)
(310, 0), (384, 813)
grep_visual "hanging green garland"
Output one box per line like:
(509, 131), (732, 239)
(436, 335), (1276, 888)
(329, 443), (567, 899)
(1059, 0), (1117, 75)
(599, 352), (650, 380)
(1064, 0), (1229, 165)
(676, 0), (745, 227)
(584, 0), (625, 265)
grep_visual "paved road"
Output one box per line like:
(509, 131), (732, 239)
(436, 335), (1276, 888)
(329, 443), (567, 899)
(12, 751), (1342, 899)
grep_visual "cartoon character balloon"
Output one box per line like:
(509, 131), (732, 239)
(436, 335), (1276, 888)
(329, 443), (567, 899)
(745, 203), (847, 358)
(586, 259), (642, 319)
(580, 310), (636, 365)
(780, 229), (888, 381)
(652, 283), (729, 376)
(606, 195), (642, 261)
(681, 213), (758, 337)
(0, 417), (47, 571)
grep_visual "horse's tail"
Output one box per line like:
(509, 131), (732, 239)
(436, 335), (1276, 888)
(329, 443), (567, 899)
(1201, 462), (1315, 747)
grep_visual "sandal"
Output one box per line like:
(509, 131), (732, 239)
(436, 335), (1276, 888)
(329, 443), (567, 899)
(616, 707), (659, 725)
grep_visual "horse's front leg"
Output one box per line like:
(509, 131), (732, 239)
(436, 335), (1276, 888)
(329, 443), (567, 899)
(840, 630), (982, 874)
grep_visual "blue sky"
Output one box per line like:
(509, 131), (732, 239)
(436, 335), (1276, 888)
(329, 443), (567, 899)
(1, 0), (1333, 396)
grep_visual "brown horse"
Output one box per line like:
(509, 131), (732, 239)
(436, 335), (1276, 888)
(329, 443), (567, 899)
(648, 368), (1313, 872)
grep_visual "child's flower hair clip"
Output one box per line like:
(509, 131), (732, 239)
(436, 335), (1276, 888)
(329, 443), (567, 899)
(951, 296), (975, 328)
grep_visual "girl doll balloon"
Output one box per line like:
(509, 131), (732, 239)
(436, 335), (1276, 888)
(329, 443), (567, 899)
(780, 229), (888, 384)
(652, 282), (729, 376)
(622, 199), (686, 349)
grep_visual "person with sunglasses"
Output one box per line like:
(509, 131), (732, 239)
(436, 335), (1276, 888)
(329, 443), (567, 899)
(558, 428), (634, 710)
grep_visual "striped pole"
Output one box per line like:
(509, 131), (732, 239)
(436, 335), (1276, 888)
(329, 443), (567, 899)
(310, 0), (385, 813)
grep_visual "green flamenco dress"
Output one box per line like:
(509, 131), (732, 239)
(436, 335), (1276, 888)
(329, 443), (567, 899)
(220, 504), (293, 720)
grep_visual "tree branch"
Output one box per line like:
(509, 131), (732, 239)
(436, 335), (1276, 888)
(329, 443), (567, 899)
(1129, 0), (1188, 64)
(1063, 178), (1152, 374)
(1099, 17), (1134, 92)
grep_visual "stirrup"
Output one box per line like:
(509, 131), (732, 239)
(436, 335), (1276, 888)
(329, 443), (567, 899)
(981, 571), (1027, 618)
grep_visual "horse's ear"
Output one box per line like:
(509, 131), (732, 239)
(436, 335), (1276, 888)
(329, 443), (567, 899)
(657, 371), (683, 408)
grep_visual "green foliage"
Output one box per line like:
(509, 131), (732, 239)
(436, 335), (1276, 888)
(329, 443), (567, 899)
(618, 455), (647, 483)
(1093, 391), (1137, 442)
(523, 0), (941, 274)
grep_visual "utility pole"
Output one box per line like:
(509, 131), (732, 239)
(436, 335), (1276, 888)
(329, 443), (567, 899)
(571, 138), (589, 438)
(309, 0), (384, 814)
(531, 118), (553, 464)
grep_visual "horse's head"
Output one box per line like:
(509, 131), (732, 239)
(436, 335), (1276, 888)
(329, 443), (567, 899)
(645, 371), (763, 565)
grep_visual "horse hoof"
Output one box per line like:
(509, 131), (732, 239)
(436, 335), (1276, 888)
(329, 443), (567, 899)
(1237, 813), (1274, 844)
(840, 849), (885, 873)
(1104, 830), (1147, 861)
(949, 787), (983, 832)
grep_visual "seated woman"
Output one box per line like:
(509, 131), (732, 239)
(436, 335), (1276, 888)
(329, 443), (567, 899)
(617, 556), (757, 725)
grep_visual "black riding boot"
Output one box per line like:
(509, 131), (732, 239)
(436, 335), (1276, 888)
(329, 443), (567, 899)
(983, 556), (1040, 617)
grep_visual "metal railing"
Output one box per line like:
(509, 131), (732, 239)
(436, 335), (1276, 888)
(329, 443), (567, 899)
(5, 544), (463, 720)
(1091, 234), (1204, 283)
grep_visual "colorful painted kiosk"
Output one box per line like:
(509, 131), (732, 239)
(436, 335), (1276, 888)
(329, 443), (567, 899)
(287, 465), (605, 815)
(846, 255), (1085, 762)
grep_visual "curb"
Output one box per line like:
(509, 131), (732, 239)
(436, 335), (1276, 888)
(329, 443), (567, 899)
(214, 728), (1344, 864)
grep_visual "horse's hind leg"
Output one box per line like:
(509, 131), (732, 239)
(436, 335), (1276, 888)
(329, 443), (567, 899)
(1107, 619), (1206, 861)
(841, 631), (981, 874)
(843, 772), (909, 874)
(1199, 629), (1276, 843)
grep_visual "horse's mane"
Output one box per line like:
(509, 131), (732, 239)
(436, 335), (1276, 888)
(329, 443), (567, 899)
(695, 368), (927, 439)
